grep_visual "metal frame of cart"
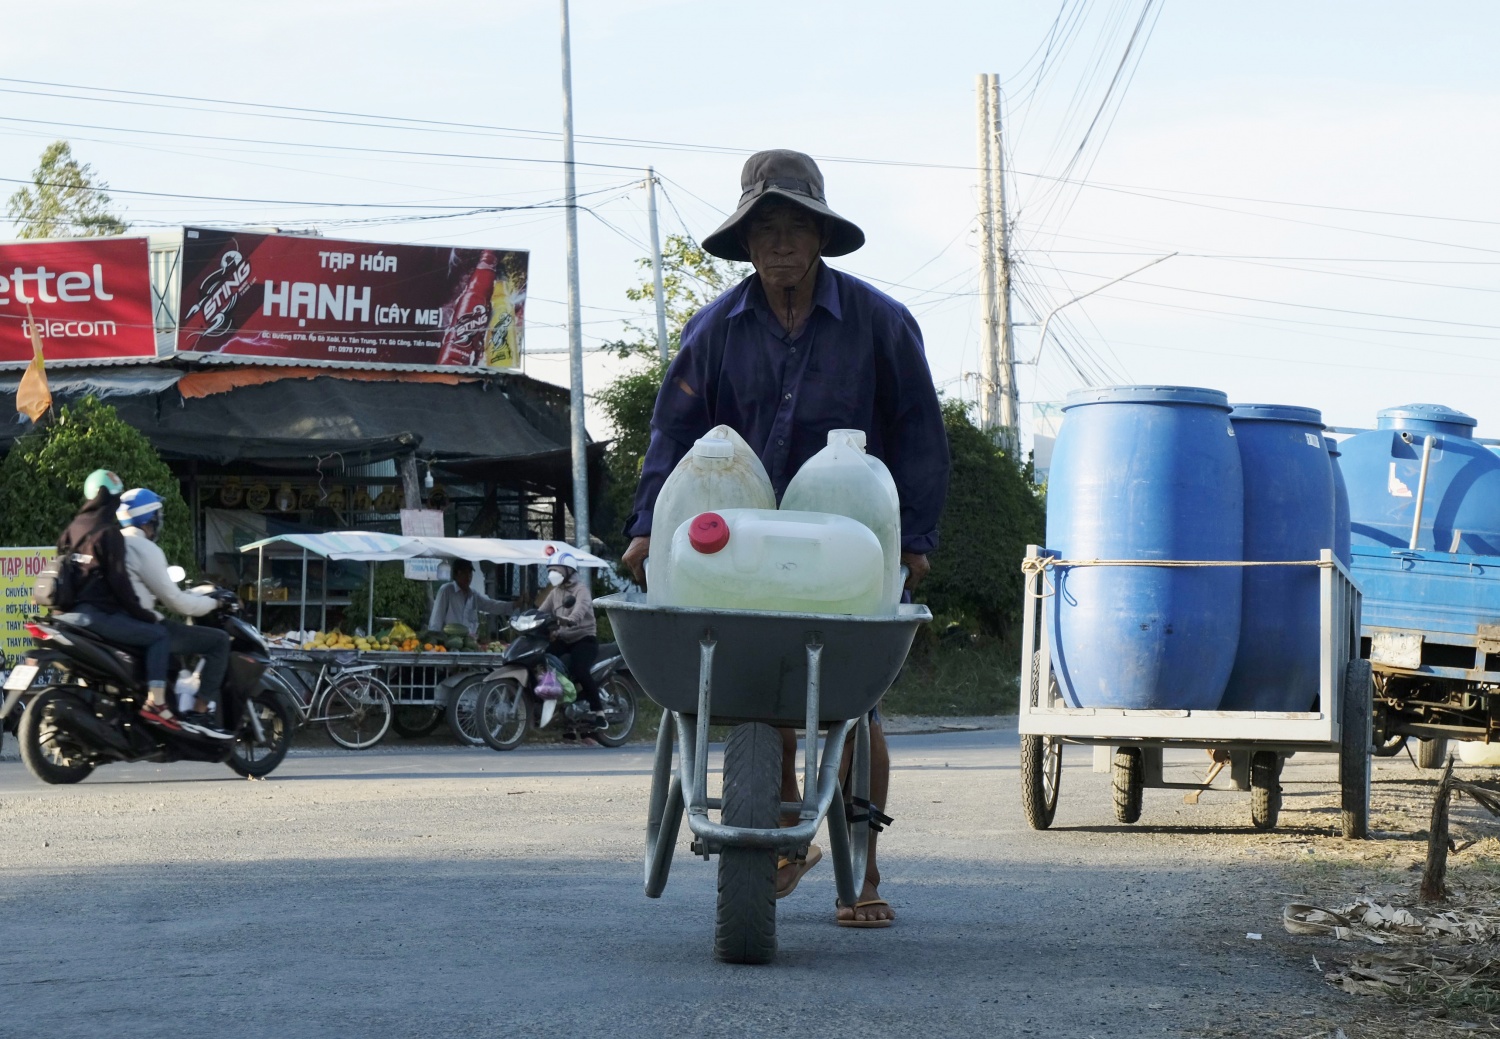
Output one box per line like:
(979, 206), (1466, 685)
(1017, 546), (1372, 837)
(243, 533), (608, 746)
(599, 592), (930, 964)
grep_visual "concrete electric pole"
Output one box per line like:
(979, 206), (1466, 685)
(559, 0), (590, 553)
(646, 167), (670, 362)
(976, 73), (1019, 454)
(976, 74), (999, 431)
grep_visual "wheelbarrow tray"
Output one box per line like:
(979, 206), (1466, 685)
(597, 593), (931, 724)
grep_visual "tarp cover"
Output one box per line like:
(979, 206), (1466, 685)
(1, 371), (577, 469)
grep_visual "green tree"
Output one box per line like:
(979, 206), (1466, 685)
(593, 236), (748, 552)
(917, 400), (1045, 638)
(0, 397), (192, 567)
(608, 233), (750, 358)
(350, 562), (432, 634)
(6, 140), (129, 239)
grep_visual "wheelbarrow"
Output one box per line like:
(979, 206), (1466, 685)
(597, 592), (931, 964)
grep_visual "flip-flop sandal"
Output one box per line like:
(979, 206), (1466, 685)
(836, 898), (894, 928)
(775, 844), (823, 899)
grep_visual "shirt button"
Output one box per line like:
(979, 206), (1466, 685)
(790, 347), (797, 354)
(783, 393), (792, 401)
(778, 438), (785, 446)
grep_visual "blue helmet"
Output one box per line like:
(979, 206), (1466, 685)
(117, 488), (164, 528)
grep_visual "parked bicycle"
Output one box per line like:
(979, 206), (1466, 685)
(263, 659), (395, 750)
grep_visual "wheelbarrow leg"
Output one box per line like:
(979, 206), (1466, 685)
(827, 713), (872, 911)
(645, 711), (683, 898)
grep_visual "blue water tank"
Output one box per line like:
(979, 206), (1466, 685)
(1341, 403), (1500, 555)
(1326, 437), (1352, 567)
(1219, 405), (1334, 713)
(1045, 386), (1243, 710)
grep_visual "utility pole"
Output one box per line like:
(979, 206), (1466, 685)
(975, 74), (999, 430)
(646, 167), (669, 362)
(559, 0), (590, 554)
(989, 74), (1020, 457)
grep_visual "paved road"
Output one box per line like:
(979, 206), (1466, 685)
(0, 728), (1385, 1039)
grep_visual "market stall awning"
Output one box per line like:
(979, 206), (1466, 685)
(241, 532), (608, 566)
(409, 537), (609, 567)
(240, 531), (429, 561)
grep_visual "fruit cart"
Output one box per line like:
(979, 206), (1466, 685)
(243, 533), (608, 745)
(1018, 546), (1372, 837)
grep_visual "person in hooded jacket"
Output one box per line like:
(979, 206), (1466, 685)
(55, 470), (175, 729)
(535, 552), (606, 744)
(117, 487), (233, 737)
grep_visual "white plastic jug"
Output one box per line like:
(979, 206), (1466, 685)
(647, 425), (775, 603)
(664, 508), (884, 615)
(781, 429), (902, 611)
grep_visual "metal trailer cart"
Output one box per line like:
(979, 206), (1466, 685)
(599, 592), (930, 964)
(1017, 547), (1372, 837)
(1354, 544), (1500, 768)
(243, 532), (610, 746)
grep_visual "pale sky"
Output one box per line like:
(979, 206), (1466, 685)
(4, 1), (1498, 444)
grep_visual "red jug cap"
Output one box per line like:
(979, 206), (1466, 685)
(688, 512), (730, 554)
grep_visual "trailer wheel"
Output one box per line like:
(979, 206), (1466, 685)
(714, 722), (781, 964)
(1340, 658), (1373, 839)
(1417, 737), (1449, 771)
(1112, 747), (1143, 824)
(1250, 751), (1282, 831)
(1021, 735), (1062, 830)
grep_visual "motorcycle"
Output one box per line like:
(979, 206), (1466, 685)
(0, 580), (297, 785)
(474, 609), (639, 751)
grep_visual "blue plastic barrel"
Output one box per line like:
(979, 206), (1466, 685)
(1219, 405), (1334, 712)
(1341, 403), (1500, 555)
(1326, 437), (1351, 567)
(1045, 386), (1243, 710)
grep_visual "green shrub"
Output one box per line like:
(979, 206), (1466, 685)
(0, 397), (193, 567)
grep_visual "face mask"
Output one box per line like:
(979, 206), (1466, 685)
(547, 570), (565, 587)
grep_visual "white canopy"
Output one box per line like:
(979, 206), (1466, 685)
(241, 532), (608, 567)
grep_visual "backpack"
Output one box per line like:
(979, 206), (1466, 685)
(33, 553), (81, 611)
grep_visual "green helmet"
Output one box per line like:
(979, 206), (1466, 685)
(83, 469), (124, 501)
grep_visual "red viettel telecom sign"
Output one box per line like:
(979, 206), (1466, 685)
(174, 227), (527, 369)
(0, 237), (156, 363)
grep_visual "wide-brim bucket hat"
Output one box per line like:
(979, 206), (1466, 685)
(701, 149), (865, 262)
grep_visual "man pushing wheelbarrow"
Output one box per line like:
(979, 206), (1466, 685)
(607, 149), (949, 962)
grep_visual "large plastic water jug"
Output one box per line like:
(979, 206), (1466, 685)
(781, 430), (902, 611)
(648, 425), (775, 603)
(663, 508), (884, 615)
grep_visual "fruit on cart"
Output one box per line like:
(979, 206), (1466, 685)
(389, 621), (417, 641)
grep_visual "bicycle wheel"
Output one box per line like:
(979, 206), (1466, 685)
(320, 672), (394, 750)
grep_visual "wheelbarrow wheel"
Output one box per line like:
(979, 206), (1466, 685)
(1340, 658), (1372, 839)
(714, 721), (781, 965)
(1250, 751), (1282, 831)
(1417, 737), (1448, 770)
(1112, 747), (1143, 824)
(1020, 735), (1062, 829)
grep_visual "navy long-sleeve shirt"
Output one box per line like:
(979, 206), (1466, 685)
(625, 263), (950, 554)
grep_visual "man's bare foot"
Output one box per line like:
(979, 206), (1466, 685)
(836, 879), (895, 927)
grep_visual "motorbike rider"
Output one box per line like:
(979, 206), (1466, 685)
(55, 470), (175, 729)
(116, 488), (233, 739)
(535, 552), (606, 744)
